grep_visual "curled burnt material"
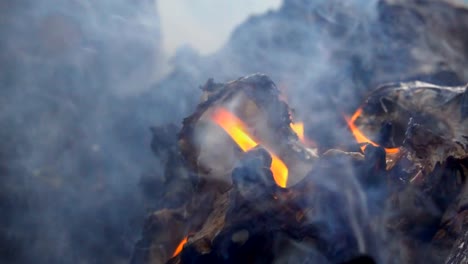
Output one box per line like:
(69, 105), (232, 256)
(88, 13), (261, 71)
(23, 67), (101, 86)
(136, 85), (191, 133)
(354, 81), (467, 172)
(350, 81), (468, 263)
(178, 73), (317, 188)
(134, 74), (321, 264)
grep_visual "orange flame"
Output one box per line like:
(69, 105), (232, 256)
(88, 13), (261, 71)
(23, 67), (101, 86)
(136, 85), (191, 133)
(211, 108), (288, 188)
(172, 236), (188, 257)
(345, 108), (399, 155)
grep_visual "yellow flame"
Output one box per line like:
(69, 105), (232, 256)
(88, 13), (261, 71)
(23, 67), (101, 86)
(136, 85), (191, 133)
(345, 108), (400, 154)
(211, 108), (288, 188)
(290, 122), (316, 147)
(290, 122), (305, 142)
(270, 156), (288, 187)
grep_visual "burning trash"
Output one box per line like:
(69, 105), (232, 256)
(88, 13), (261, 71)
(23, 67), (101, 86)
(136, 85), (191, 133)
(4, 0), (468, 263)
(132, 74), (467, 264)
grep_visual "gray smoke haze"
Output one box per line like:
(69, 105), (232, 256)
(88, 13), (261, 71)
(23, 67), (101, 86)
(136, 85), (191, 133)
(1, 0), (468, 263)
(1, 0), (162, 263)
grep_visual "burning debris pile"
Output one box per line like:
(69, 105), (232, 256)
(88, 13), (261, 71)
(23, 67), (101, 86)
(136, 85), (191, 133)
(131, 74), (467, 264)
(3, 0), (468, 263)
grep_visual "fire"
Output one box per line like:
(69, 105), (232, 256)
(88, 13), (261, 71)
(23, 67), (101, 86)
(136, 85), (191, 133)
(290, 122), (316, 147)
(172, 236), (188, 257)
(290, 122), (305, 142)
(345, 108), (400, 154)
(211, 108), (288, 188)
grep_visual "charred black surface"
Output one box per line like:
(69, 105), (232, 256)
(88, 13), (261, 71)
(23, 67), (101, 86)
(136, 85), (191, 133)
(341, 255), (376, 264)
(384, 156), (467, 263)
(357, 82), (466, 149)
(165, 144), (402, 264)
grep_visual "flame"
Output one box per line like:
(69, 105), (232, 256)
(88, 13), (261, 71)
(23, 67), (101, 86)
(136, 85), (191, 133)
(211, 108), (288, 188)
(172, 236), (188, 257)
(290, 122), (316, 147)
(290, 122), (305, 142)
(345, 108), (400, 154)
(211, 109), (257, 152)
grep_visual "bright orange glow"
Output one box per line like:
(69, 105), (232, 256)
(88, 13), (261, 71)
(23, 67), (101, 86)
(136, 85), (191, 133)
(211, 108), (288, 188)
(211, 109), (257, 152)
(290, 122), (305, 141)
(345, 108), (400, 155)
(172, 236), (188, 257)
(269, 155), (288, 188)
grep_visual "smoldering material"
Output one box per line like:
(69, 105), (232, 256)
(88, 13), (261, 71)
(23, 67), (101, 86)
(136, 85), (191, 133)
(2, 0), (468, 264)
(355, 81), (468, 171)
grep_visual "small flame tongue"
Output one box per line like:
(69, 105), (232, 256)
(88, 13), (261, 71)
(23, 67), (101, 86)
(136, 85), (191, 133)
(290, 122), (316, 147)
(172, 236), (188, 257)
(290, 122), (305, 142)
(211, 108), (288, 188)
(345, 108), (400, 155)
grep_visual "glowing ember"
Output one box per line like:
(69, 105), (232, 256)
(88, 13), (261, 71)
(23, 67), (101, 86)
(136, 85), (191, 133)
(172, 236), (188, 257)
(211, 108), (288, 188)
(345, 108), (400, 154)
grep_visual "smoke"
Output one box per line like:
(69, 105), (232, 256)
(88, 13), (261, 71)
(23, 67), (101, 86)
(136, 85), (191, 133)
(150, 0), (468, 262)
(1, 0), (468, 263)
(0, 0), (162, 263)
(158, 0), (282, 56)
